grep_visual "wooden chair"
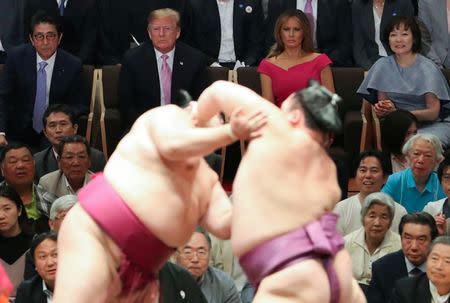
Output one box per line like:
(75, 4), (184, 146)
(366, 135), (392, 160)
(77, 65), (96, 141)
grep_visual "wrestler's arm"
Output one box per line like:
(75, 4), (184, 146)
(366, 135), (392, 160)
(199, 179), (232, 239)
(148, 105), (239, 160)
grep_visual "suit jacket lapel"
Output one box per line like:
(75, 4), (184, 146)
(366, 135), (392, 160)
(172, 44), (183, 106)
(49, 50), (64, 102)
(146, 43), (161, 104)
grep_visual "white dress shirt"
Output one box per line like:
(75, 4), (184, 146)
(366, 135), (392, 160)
(42, 280), (53, 303)
(55, 0), (67, 8)
(217, 0), (236, 63)
(154, 48), (175, 106)
(0, 40), (5, 52)
(404, 256), (427, 277)
(373, 8), (387, 57)
(430, 280), (450, 303)
(296, 0), (318, 45)
(36, 51), (57, 107)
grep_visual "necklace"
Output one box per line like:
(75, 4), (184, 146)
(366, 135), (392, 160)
(374, 0), (385, 9)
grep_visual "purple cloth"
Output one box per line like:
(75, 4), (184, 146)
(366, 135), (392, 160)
(78, 173), (175, 292)
(239, 213), (344, 303)
(32, 61), (47, 133)
(304, 0), (314, 39)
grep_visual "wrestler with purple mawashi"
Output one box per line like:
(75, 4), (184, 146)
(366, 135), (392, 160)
(53, 100), (267, 303)
(196, 80), (367, 303)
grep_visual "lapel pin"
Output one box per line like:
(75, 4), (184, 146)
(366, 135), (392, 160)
(180, 61), (184, 66)
(245, 6), (252, 13)
(180, 290), (186, 299)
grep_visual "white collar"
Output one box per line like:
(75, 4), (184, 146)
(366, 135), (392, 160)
(430, 280), (450, 303)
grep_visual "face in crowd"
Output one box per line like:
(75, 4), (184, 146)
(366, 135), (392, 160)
(176, 232), (210, 281)
(29, 22), (62, 61)
(58, 143), (91, 184)
(1, 147), (35, 187)
(363, 202), (392, 245)
(406, 138), (440, 180)
(34, 238), (58, 290)
(356, 156), (387, 197)
(401, 222), (432, 266)
(44, 111), (78, 149)
(148, 15), (180, 54)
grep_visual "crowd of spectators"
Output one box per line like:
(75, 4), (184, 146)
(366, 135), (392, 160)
(2, 0), (450, 302)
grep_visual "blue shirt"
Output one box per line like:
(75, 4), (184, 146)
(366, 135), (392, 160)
(381, 168), (445, 213)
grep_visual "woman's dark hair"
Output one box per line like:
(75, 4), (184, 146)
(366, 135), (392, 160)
(382, 15), (421, 53)
(268, 9), (315, 58)
(0, 185), (29, 232)
(381, 109), (418, 155)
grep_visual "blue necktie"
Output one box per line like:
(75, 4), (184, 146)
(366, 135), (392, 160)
(59, 0), (66, 16)
(33, 61), (48, 133)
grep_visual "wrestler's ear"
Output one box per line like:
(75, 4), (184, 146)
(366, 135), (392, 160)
(286, 108), (304, 127)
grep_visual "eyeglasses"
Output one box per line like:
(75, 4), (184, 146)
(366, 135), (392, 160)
(179, 248), (209, 259)
(33, 32), (58, 41)
(61, 153), (89, 161)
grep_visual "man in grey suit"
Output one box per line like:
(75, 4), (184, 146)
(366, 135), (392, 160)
(419, 0), (450, 68)
(34, 104), (106, 182)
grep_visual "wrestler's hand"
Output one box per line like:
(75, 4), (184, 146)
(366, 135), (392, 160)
(229, 107), (267, 140)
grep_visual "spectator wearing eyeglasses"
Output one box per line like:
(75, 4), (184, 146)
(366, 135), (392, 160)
(0, 11), (88, 150)
(176, 227), (242, 303)
(38, 135), (92, 197)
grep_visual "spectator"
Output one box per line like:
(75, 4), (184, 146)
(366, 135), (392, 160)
(265, 0), (353, 67)
(357, 15), (450, 147)
(15, 232), (57, 303)
(119, 8), (208, 129)
(48, 194), (76, 232)
(391, 236), (450, 302)
(38, 135), (92, 197)
(181, 0), (264, 67)
(367, 212), (438, 303)
(344, 192), (401, 290)
(0, 185), (33, 296)
(34, 104), (106, 182)
(0, 0), (26, 64)
(423, 156), (450, 235)
(176, 227), (242, 303)
(0, 143), (55, 222)
(352, 0), (414, 70)
(418, 0), (450, 68)
(24, 0), (97, 64)
(382, 133), (445, 212)
(258, 9), (334, 107)
(381, 109), (418, 173)
(334, 150), (407, 236)
(0, 11), (88, 149)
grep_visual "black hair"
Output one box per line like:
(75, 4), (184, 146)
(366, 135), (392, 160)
(57, 135), (91, 157)
(381, 110), (418, 156)
(43, 104), (77, 128)
(356, 150), (390, 176)
(0, 143), (33, 165)
(399, 212), (438, 241)
(382, 15), (421, 53)
(438, 156), (450, 182)
(29, 10), (63, 36)
(0, 185), (29, 228)
(30, 231), (58, 261)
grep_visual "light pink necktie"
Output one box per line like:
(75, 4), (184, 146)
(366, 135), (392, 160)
(161, 54), (171, 105)
(304, 0), (314, 39)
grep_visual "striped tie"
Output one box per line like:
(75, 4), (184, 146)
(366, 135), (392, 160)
(161, 54), (171, 105)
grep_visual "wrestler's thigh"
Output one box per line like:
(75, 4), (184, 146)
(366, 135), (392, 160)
(253, 259), (331, 303)
(54, 204), (119, 303)
(333, 250), (367, 303)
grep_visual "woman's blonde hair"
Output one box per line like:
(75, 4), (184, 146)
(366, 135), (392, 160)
(267, 9), (315, 58)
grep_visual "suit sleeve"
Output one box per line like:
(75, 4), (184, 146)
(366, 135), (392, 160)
(367, 263), (385, 303)
(324, 0), (353, 66)
(14, 282), (27, 303)
(0, 52), (17, 133)
(418, 0), (443, 67)
(76, 0), (98, 64)
(352, 3), (377, 70)
(118, 54), (138, 128)
(191, 52), (209, 100)
(66, 61), (89, 117)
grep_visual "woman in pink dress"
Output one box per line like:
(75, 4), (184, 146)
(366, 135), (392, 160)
(258, 9), (335, 107)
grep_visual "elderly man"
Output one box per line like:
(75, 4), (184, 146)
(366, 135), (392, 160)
(15, 232), (58, 303)
(34, 104), (106, 182)
(391, 236), (450, 302)
(382, 133), (446, 213)
(194, 81), (365, 303)
(423, 156), (450, 235)
(0, 143), (54, 221)
(38, 135), (93, 197)
(334, 150), (407, 236)
(54, 98), (265, 303)
(48, 194), (77, 232)
(0, 11), (87, 148)
(367, 212), (438, 303)
(176, 227), (241, 303)
(344, 192), (401, 290)
(119, 8), (208, 129)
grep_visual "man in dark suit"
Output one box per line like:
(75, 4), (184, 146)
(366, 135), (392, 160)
(15, 232), (58, 303)
(181, 0), (264, 67)
(0, 11), (88, 149)
(265, 0), (353, 66)
(24, 0), (97, 64)
(391, 236), (450, 303)
(119, 8), (207, 129)
(0, 0), (26, 64)
(34, 104), (106, 182)
(367, 212), (438, 303)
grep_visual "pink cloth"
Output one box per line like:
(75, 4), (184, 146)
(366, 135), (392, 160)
(239, 213), (344, 303)
(257, 53), (332, 107)
(161, 54), (171, 105)
(78, 173), (175, 293)
(0, 263), (12, 303)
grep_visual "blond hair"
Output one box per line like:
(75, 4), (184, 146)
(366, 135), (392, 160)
(147, 8), (180, 28)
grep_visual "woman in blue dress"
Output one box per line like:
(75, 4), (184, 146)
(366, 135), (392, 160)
(358, 16), (450, 147)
